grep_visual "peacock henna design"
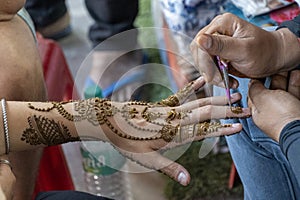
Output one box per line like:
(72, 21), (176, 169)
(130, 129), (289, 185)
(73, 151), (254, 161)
(21, 115), (80, 146)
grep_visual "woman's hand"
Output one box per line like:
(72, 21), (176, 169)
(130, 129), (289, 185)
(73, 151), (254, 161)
(248, 79), (300, 142)
(8, 77), (249, 187)
(105, 77), (250, 186)
(190, 13), (300, 87)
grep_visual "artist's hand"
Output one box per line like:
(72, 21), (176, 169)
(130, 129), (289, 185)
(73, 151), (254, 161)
(270, 70), (300, 99)
(190, 13), (300, 87)
(248, 79), (300, 142)
(107, 77), (250, 186)
(0, 156), (15, 200)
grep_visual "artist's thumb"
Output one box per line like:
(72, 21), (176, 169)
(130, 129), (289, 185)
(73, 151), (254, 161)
(196, 34), (238, 60)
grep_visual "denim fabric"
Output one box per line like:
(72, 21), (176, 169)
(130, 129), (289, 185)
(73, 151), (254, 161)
(214, 78), (300, 199)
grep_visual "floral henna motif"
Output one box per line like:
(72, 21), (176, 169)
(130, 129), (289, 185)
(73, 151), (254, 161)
(21, 115), (80, 146)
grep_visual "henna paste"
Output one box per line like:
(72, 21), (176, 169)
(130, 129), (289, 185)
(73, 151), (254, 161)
(231, 106), (243, 114)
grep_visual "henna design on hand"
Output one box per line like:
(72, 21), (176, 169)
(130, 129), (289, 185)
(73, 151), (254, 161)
(27, 97), (234, 143)
(158, 81), (195, 107)
(230, 106), (243, 114)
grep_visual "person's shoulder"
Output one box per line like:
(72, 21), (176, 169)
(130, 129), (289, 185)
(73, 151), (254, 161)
(0, 0), (24, 21)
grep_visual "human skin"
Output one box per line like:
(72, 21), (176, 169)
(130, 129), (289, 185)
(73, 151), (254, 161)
(0, 155), (15, 200)
(248, 58), (300, 141)
(190, 13), (300, 87)
(0, 1), (47, 199)
(0, 77), (250, 188)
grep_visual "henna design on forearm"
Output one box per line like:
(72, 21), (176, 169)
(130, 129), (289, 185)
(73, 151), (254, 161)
(21, 115), (80, 146)
(28, 101), (79, 121)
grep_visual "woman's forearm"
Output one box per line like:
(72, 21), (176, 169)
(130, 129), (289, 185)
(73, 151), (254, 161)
(2, 99), (111, 154)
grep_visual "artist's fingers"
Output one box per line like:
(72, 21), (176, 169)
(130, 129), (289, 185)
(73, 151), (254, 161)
(248, 79), (267, 106)
(288, 70), (300, 99)
(270, 72), (288, 90)
(196, 34), (243, 64)
(178, 93), (242, 111)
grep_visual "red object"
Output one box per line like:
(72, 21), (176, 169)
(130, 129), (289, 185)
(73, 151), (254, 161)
(32, 33), (79, 198)
(228, 162), (238, 189)
(270, 3), (300, 24)
(162, 18), (189, 89)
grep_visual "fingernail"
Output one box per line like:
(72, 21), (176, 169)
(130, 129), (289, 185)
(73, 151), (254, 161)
(177, 172), (188, 186)
(197, 34), (212, 50)
(232, 123), (241, 128)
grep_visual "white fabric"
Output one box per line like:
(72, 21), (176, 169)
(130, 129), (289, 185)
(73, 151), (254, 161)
(17, 8), (36, 41)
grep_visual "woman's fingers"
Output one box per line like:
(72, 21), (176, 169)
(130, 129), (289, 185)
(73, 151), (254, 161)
(120, 150), (191, 186)
(161, 122), (243, 148)
(270, 72), (288, 90)
(202, 123), (243, 138)
(192, 76), (206, 91)
(178, 92), (242, 111)
(178, 105), (250, 126)
(161, 161), (190, 186)
(173, 105), (251, 125)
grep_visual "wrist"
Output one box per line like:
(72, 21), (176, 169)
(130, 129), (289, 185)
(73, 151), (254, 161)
(273, 28), (300, 73)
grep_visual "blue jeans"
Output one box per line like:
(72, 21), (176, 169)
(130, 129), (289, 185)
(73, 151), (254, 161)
(214, 78), (300, 199)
